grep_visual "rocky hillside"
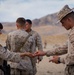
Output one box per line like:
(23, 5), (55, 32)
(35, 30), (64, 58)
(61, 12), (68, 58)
(2, 12), (60, 27)
(32, 13), (60, 26)
(2, 22), (15, 26)
(32, 8), (74, 26)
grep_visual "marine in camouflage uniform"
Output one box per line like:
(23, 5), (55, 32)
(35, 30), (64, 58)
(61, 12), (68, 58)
(25, 19), (43, 75)
(6, 18), (34, 75)
(34, 5), (74, 75)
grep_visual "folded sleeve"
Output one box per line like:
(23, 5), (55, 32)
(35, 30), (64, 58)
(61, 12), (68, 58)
(46, 43), (68, 57)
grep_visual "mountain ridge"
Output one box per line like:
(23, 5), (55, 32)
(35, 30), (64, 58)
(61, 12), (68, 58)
(1, 12), (60, 26)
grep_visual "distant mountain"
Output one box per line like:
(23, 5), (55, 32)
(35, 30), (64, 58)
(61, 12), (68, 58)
(2, 22), (15, 26)
(2, 12), (60, 27)
(32, 8), (74, 26)
(32, 13), (60, 26)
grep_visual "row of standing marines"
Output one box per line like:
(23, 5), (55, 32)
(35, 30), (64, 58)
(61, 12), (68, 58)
(0, 5), (74, 75)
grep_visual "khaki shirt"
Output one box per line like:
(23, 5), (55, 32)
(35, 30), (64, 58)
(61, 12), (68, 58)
(6, 29), (33, 71)
(46, 26), (74, 65)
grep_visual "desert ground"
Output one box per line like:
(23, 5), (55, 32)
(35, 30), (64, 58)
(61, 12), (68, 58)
(36, 45), (66, 75)
(0, 25), (68, 75)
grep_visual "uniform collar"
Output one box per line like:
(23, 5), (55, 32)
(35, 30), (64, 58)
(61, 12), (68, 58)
(68, 26), (74, 36)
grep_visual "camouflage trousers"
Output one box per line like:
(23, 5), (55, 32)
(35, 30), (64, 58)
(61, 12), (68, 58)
(65, 65), (74, 75)
(11, 68), (33, 75)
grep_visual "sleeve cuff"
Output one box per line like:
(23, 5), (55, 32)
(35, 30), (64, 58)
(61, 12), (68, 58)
(46, 51), (50, 57)
(38, 56), (43, 61)
(60, 56), (65, 64)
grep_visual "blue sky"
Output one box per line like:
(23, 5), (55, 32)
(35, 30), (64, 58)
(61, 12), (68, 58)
(0, 0), (74, 22)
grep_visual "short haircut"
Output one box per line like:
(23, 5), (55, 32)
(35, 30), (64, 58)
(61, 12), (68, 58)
(16, 17), (25, 26)
(26, 19), (32, 24)
(0, 23), (3, 29)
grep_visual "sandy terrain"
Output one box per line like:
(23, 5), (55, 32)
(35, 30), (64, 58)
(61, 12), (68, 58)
(36, 45), (66, 75)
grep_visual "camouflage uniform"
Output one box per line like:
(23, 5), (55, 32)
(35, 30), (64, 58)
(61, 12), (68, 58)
(0, 44), (22, 75)
(6, 29), (34, 75)
(29, 30), (43, 75)
(46, 26), (74, 75)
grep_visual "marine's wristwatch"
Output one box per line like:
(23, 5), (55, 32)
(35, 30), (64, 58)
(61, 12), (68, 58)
(58, 57), (61, 63)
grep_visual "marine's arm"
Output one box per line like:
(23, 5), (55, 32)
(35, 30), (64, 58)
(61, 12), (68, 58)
(36, 33), (43, 50)
(36, 33), (43, 61)
(0, 45), (33, 63)
(49, 33), (74, 64)
(34, 43), (68, 57)
(0, 45), (21, 62)
(46, 44), (68, 57)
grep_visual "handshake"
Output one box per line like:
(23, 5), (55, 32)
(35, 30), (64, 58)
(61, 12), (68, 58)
(21, 51), (46, 58)
(21, 51), (60, 64)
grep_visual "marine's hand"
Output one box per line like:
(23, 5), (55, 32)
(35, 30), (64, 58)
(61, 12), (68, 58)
(37, 57), (42, 63)
(20, 52), (33, 58)
(26, 52), (34, 58)
(49, 56), (60, 64)
(33, 51), (46, 57)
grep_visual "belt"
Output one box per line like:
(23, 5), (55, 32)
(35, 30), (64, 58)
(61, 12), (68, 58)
(67, 64), (74, 66)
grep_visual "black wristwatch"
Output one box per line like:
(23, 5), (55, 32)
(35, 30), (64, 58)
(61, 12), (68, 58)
(58, 57), (61, 63)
